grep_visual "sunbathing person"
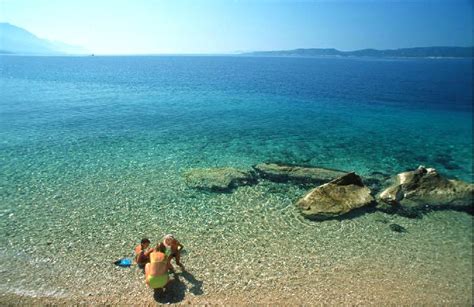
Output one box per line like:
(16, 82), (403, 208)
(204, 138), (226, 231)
(144, 243), (171, 290)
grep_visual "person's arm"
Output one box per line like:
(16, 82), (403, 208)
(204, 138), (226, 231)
(144, 247), (155, 257)
(132, 245), (140, 263)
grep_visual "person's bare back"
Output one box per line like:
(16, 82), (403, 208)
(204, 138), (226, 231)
(144, 243), (171, 289)
(163, 234), (185, 270)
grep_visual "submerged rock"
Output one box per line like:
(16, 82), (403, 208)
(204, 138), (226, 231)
(296, 172), (375, 220)
(389, 223), (407, 233)
(253, 163), (347, 185)
(184, 167), (257, 192)
(377, 166), (473, 211)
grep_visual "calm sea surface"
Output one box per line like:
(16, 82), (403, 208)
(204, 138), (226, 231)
(0, 56), (472, 304)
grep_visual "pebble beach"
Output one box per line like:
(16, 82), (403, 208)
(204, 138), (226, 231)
(1, 55), (472, 305)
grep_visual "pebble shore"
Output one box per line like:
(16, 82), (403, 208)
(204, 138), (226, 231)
(1, 202), (472, 305)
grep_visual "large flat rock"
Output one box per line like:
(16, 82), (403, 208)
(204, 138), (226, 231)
(253, 163), (347, 185)
(184, 167), (257, 192)
(296, 172), (375, 220)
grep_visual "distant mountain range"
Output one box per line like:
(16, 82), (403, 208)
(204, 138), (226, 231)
(0, 23), (87, 55)
(245, 47), (474, 58)
(1, 22), (472, 58)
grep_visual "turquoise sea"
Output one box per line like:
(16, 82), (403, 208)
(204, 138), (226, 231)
(0, 55), (472, 304)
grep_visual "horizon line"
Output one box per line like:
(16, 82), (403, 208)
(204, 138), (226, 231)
(2, 45), (473, 57)
(55, 45), (474, 56)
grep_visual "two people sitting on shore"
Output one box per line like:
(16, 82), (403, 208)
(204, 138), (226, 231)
(134, 235), (185, 290)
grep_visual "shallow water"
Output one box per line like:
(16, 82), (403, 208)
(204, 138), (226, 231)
(0, 55), (472, 304)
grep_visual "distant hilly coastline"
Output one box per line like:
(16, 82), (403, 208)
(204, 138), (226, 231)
(0, 23), (87, 55)
(244, 47), (474, 58)
(1, 22), (472, 58)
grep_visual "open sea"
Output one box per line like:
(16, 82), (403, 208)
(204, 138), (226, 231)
(0, 55), (472, 304)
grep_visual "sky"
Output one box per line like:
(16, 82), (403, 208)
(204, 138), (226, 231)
(0, 0), (472, 54)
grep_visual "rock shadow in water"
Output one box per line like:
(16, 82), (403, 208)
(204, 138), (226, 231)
(377, 203), (474, 219)
(303, 204), (378, 222)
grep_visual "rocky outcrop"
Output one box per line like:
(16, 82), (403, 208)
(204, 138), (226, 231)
(377, 166), (473, 211)
(363, 171), (392, 195)
(296, 172), (375, 220)
(253, 163), (347, 185)
(184, 167), (257, 192)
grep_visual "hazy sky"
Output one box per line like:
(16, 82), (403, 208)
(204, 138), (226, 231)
(0, 0), (472, 54)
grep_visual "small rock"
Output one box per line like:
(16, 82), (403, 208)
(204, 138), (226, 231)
(389, 223), (407, 233)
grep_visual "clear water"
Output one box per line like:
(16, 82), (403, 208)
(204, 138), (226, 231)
(0, 55), (472, 304)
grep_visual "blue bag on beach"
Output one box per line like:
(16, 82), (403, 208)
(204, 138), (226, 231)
(114, 257), (132, 267)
